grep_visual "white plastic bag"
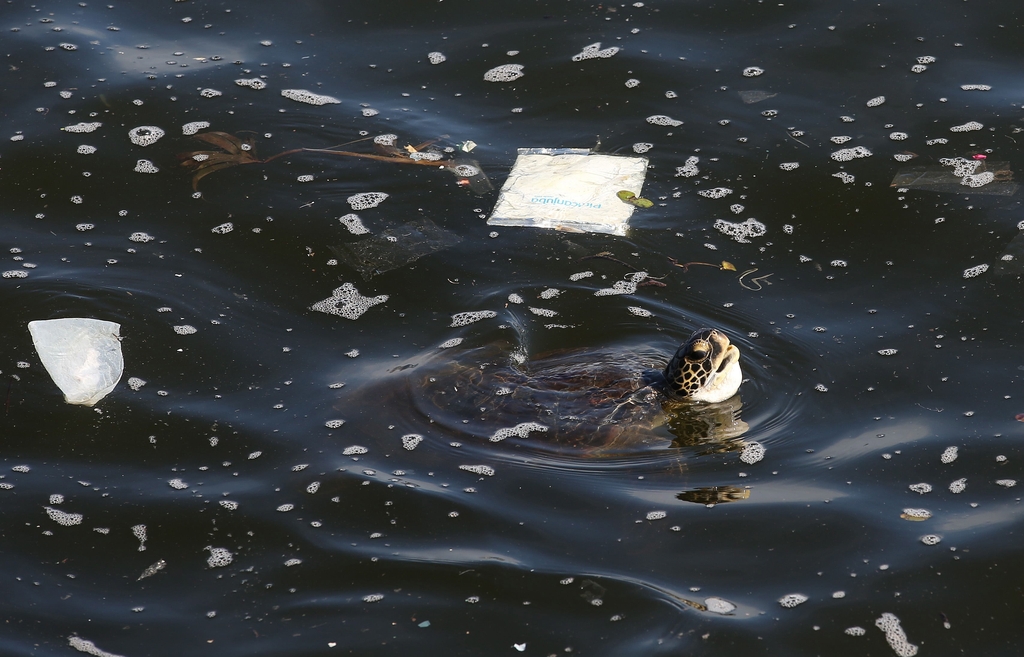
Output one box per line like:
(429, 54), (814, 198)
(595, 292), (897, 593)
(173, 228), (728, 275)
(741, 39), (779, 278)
(28, 318), (124, 406)
(487, 148), (649, 236)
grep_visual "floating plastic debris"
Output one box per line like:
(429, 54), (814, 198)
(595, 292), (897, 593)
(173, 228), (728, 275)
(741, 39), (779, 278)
(738, 90), (777, 104)
(483, 64), (524, 82)
(281, 89), (341, 105)
(459, 464), (496, 476)
(329, 218), (461, 280)
(310, 283), (388, 320)
(28, 318), (123, 406)
(705, 597), (736, 614)
(488, 148), (648, 236)
(138, 559), (166, 580)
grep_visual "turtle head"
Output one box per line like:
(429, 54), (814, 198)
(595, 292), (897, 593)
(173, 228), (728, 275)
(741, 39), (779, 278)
(663, 328), (742, 403)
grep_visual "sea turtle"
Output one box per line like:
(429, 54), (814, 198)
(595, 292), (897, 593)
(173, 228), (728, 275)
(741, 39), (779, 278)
(401, 328), (748, 454)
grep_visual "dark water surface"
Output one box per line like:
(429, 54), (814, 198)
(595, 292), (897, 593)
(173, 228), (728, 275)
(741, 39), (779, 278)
(3, 0), (1024, 655)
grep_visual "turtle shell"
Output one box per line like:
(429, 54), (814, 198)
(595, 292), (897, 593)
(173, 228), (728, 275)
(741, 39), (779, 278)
(407, 341), (747, 455)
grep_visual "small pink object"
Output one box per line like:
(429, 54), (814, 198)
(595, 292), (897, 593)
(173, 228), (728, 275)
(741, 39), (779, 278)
(972, 153), (987, 160)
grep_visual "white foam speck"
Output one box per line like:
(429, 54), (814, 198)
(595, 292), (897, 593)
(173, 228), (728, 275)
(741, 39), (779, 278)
(483, 64), (524, 82)
(281, 89), (341, 105)
(128, 126), (165, 146)
(778, 593), (808, 608)
(450, 310), (497, 327)
(310, 283), (389, 320)
(490, 422), (548, 442)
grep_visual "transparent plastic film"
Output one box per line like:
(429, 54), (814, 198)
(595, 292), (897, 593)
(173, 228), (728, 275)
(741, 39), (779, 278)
(28, 318), (124, 406)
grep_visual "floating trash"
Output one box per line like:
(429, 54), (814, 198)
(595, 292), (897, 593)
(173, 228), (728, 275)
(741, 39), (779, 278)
(28, 318), (124, 406)
(329, 218), (461, 280)
(488, 148), (648, 236)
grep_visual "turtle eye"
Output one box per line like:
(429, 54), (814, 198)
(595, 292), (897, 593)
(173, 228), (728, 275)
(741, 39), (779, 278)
(688, 349), (708, 360)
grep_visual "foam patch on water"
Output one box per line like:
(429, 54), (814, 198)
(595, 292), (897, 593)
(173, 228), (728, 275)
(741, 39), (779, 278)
(942, 447), (959, 465)
(63, 122), (102, 133)
(676, 156), (700, 177)
(698, 187), (733, 199)
(310, 283), (389, 320)
(594, 271), (647, 296)
(347, 192), (388, 210)
(742, 66), (764, 77)
(483, 64), (524, 82)
(866, 95), (886, 107)
(715, 218), (766, 243)
(490, 422), (548, 442)
(134, 159), (159, 174)
(427, 52), (446, 64)
(949, 477), (966, 493)
(77, 145), (96, 154)
(281, 89), (341, 105)
(450, 310), (497, 327)
(529, 306), (558, 317)
(778, 593), (808, 608)
(182, 121), (210, 135)
(402, 434), (423, 450)
(45, 506), (83, 526)
(236, 78), (267, 90)
(833, 172), (855, 184)
(740, 441), (765, 464)
(647, 114), (683, 127)
(338, 214), (369, 234)
(831, 146), (872, 162)
(572, 42), (619, 61)
(69, 636), (124, 657)
(875, 612), (918, 656)
(206, 546), (233, 567)
(963, 264), (988, 278)
(950, 121), (983, 132)
(439, 337), (463, 348)
(569, 271), (593, 281)
(128, 126), (165, 146)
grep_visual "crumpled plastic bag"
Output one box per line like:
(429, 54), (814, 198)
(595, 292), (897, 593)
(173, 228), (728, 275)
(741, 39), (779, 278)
(487, 148), (649, 236)
(28, 318), (124, 406)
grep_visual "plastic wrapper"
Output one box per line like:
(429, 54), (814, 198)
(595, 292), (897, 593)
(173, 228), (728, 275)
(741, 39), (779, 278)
(28, 318), (124, 406)
(487, 148), (649, 236)
(330, 218), (462, 280)
(891, 161), (1018, 196)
